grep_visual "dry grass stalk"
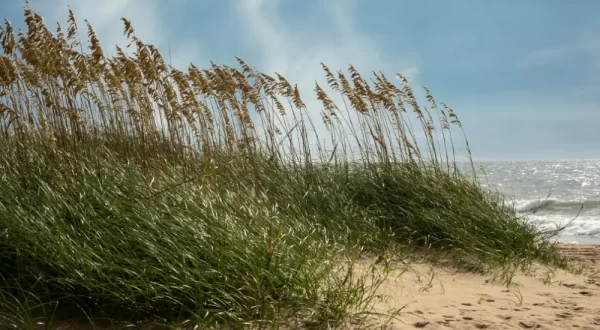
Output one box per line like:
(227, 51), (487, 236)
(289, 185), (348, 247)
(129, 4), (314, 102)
(0, 4), (474, 173)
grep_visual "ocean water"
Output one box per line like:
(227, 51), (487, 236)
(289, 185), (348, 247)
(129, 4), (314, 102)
(460, 160), (600, 244)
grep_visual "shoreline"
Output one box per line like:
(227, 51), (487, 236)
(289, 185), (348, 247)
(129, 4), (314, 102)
(555, 236), (600, 245)
(557, 243), (600, 270)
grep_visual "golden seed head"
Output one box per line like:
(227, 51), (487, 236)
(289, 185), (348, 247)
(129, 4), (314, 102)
(0, 55), (17, 86)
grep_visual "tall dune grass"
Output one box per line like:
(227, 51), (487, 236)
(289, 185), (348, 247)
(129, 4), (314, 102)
(0, 5), (566, 329)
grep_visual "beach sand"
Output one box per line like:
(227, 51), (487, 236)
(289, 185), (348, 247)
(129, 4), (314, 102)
(44, 245), (600, 329)
(367, 244), (600, 330)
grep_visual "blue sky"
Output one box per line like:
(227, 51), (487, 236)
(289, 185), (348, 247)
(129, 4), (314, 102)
(3, 0), (600, 161)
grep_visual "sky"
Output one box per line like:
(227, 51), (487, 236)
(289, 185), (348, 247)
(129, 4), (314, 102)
(2, 0), (600, 161)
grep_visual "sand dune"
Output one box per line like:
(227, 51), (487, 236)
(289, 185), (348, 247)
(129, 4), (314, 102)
(43, 245), (600, 329)
(368, 244), (600, 330)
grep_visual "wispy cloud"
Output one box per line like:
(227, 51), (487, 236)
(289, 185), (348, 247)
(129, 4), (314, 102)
(10, 0), (596, 160)
(18, 0), (421, 158)
(519, 46), (571, 68)
(519, 35), (600, 69)
(235, 0), (420, 155)
(236, 0), (419, 83)
(28, 0), (206, 69)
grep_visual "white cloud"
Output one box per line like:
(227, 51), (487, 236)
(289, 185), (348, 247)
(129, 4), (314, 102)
(23, 0), (210, 135)
(29, 0), (158, 51)
(519, 34), (600, 69)
(28, 0), (204, 70)
(518, 46), (570, 68)
(235, 0), (421, 159)
(22, 0), (422, 160)
(402, 66), (420, 82)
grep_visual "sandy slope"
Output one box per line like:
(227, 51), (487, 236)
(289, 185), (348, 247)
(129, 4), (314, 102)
(367, 244), (600, 330)
(44, 245), (600, 329)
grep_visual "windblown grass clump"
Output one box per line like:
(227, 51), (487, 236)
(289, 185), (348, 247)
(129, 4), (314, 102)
(0, 5), (566, 328)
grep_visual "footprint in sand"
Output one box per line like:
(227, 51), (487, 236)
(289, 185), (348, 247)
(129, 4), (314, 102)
(563, 283), (588, 290)
(413, 321), (430, 328)
(555, 312), (574, 319)
(496, 315), (512, 320)
(553, 298), (577, 306)
(518, 321), (541, 329)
